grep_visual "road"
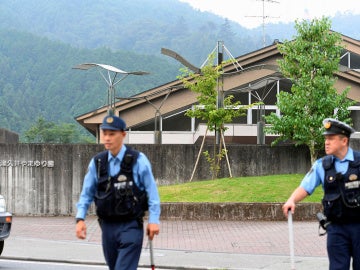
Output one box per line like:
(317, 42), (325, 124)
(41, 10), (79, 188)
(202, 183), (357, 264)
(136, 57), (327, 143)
(0, 258), (171, 270)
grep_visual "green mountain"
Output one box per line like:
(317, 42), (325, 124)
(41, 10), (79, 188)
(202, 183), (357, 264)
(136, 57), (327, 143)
(0, 28), (179, 136)
(0, 0), (266, 65)
(0, 0), (359, 139)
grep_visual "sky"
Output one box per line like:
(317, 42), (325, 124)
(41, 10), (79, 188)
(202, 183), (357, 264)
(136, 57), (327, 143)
(179, 0), (360, 29)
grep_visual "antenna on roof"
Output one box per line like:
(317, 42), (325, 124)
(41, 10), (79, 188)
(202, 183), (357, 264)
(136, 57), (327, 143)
(200, 41), (243, 71)
(246, 0), (280, 47)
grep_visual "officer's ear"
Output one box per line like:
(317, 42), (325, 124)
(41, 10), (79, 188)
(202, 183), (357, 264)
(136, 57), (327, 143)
(340, 135), (350, 145)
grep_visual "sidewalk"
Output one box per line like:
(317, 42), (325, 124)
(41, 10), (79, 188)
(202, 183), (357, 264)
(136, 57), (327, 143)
(2, 216), (329, 269)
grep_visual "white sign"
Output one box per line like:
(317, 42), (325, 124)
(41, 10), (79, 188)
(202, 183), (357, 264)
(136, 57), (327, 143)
(0, 160), (54, 167)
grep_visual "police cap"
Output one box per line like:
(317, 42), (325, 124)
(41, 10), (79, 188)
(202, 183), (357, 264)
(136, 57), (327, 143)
(322, 118), (355, 137)
(100, 115), (126, 131)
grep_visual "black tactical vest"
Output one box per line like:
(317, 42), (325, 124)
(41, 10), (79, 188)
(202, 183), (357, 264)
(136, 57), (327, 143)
(94, 147), (148, 221)
(322, 151), (360, 223)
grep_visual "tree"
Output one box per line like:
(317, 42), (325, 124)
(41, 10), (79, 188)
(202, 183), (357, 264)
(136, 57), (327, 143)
(180, 54), (250, 179)
(218, 18), (236, 45)
(23, 117), (95, 143)
(24, 117), (57, 143)
(265, 17), (355, 164)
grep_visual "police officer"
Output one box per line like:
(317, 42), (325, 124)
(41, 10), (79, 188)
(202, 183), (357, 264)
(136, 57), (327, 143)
(282, 118), (360, 270)
(75, 115), (160, 270)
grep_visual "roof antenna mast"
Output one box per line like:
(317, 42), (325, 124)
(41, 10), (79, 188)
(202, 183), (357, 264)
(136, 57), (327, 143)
(246, 0), (280, 47)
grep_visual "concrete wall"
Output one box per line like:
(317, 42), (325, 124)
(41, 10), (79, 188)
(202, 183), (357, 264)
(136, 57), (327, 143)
(136, 144), (312, 185)
(0, 143), (313, 216)
(0, 128), (19, 144)
(0, 144), (99, 216)
(1, 140), (359, 217)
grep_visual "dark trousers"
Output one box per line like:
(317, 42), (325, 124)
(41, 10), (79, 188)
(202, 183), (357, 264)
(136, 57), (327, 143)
(100, 219), (144, 270)
(327, 223), (360, 270)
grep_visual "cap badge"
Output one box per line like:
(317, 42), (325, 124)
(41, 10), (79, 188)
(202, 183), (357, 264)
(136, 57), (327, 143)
(106, 117), (114, 124)
(117, 175), (127, 182)
(349, 174), (358, 181)
(324, 122), (331, 129)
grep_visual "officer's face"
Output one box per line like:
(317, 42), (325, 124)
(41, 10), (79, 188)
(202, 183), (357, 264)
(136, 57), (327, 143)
(101, 129), (126, 156)
(324, 134), (348, 158)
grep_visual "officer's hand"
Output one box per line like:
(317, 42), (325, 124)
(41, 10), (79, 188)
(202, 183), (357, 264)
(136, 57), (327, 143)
(147, 223), (160, 240)
(76, 220), (87, 240)
(282, 201), (295, 218)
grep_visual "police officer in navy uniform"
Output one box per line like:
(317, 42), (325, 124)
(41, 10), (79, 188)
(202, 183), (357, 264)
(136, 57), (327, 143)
(75, 115), (160, 270)
(282, 118), (360, 270)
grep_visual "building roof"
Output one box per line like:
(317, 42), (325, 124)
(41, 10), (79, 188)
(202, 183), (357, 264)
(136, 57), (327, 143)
(75, 34), (360, 143)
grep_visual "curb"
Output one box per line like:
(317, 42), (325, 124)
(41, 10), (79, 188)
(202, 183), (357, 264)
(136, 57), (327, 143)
(160, 202), (322, 221)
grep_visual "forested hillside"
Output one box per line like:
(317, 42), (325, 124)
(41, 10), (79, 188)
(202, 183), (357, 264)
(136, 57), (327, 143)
(0, 0), (266, 65)
(0, 28), (179, 137)
(0, 0), (359, 140)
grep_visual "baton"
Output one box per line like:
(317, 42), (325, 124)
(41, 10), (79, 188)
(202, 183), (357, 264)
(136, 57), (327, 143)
(149, 239), (155, 270)
(288, 210), (295, 270)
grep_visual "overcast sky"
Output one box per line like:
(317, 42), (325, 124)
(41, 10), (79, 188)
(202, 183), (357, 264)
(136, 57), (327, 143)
(179, 0), (360, 29)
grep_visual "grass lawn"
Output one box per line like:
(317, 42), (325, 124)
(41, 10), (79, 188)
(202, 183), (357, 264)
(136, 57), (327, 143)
(158, 174), (323, 203)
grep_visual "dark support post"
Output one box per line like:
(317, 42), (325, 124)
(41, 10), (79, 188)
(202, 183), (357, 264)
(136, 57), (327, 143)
(216, 41), (224, 145)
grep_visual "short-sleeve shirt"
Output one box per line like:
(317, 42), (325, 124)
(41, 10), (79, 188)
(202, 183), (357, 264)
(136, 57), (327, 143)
(300, 147), (354, 195)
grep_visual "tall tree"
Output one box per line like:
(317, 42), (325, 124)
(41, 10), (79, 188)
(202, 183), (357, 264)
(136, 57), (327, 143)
(265, 17), (355, 164)
(218, 18), (236, 45)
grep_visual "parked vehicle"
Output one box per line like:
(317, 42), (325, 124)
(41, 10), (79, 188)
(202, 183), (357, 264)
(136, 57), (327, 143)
(0, 195), (12, 255)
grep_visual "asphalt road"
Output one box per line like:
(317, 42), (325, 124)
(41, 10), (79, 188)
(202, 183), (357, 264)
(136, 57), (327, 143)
(0, 258), (105, 270)
(0, 258), (174, 270)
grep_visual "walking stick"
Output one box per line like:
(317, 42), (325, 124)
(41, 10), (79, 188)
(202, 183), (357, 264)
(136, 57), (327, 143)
(288, 210), (296, 270)
(149, 239), (155, 270)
